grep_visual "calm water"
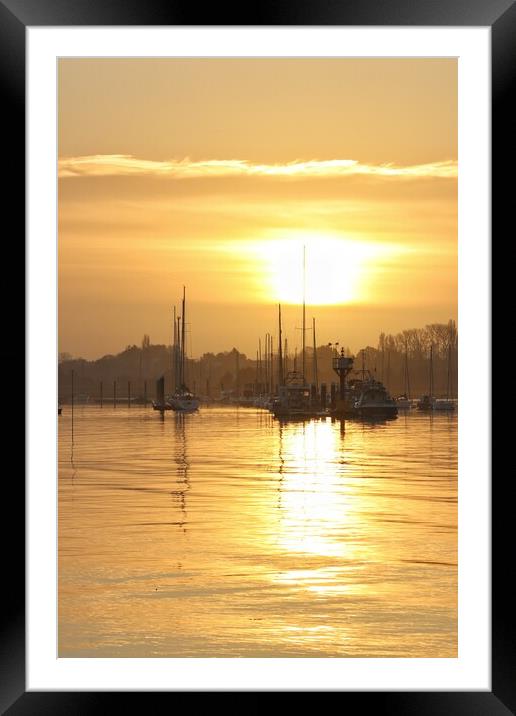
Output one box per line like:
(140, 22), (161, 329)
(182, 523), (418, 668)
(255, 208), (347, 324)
(58, 405), (457, 657)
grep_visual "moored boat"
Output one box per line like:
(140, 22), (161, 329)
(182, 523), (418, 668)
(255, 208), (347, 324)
(416, 344), (456, 412)
(167, 391), (200, 412)
(417, 395), (456, 411)
(271, 370), (325, 419)
(395, 394), (413, 410)
(352, 378), (398, 418)
(167, 286), (200, 413)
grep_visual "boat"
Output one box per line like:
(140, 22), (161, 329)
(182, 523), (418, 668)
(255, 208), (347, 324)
(417, 344), (456, 412)
(417, 395), (456, 411)
(168, 390), (200, 412)
(166, 287), (200, 413)
(352, 377), (398, 418)
(395, 342), (413, 409)
(270, 255), (325, 421)
(416, 394), (432, 411)
(331, 347), (397, 419)
(432, 398), (457, 411)
(271, 370), (326, 419)
(395, 394), (413, 410)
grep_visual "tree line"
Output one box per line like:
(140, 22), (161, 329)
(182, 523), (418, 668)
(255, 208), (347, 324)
(58, 320), (457, 402)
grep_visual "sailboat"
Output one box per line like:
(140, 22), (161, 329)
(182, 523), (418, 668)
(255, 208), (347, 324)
(433, 338), (456, 410)
(167, 287), (200, 412)
(417, 344), (435, 411)
(271, 248), (324, 420)
(417, 343), (456, 411)
(395, 342), (413, 409)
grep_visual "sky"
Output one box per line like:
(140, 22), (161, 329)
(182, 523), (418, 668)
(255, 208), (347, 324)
(58, 58), (457, 360)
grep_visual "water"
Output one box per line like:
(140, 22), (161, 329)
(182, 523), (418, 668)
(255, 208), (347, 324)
(58, 405), (457, 657)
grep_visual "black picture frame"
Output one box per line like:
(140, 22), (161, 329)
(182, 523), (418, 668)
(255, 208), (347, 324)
(4, 0), (506, 710)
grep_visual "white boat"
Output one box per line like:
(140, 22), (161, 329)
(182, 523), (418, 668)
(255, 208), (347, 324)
(395, 394), (413, 410)
(167, 391), (200, 412)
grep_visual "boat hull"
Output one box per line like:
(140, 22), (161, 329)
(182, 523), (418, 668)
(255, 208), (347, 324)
(417, 398), (456, 411)
(167, 397), (200, 412)
(152, 401), (172, 411)
(355, 405), (398, 418)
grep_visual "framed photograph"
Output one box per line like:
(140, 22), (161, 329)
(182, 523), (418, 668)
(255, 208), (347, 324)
(5, 0), (507, 710)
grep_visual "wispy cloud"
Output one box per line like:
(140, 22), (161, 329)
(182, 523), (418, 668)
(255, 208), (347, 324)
(59, 155), (457, 180)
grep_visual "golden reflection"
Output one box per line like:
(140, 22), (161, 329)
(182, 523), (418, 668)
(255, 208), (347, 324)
(275, 420), (359, 559)
(171, 413), (189, 532)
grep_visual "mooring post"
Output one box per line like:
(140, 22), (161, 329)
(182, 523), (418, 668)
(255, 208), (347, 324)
(71, 369), (74, 443)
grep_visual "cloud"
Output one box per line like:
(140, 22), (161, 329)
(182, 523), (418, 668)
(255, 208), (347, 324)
(58, 155), (457, 180)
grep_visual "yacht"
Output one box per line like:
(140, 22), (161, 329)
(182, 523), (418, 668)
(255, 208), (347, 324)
(167, 287), (200, 413)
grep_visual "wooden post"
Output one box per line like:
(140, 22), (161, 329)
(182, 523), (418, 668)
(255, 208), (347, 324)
(71, 369), (74, 442)
(100, 380), (103, 408)
(128, 381), (131, 407)
(113, 380), (117, 408)
(144, 380), (147, 406)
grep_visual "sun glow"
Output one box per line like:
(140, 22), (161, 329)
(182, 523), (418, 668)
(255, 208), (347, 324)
(236, 231), (402, 306)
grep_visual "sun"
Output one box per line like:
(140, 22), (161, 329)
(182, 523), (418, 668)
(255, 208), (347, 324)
(251, 231), (389, 305)
(219, 229), (404, 306)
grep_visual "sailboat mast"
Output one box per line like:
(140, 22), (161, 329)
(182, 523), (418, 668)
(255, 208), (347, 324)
(278, 304), (284, 386)
(258, 338), (262, 393)
(302, 244), (306, 382)
(312, 317), (318, 390)
(405, 340), (411, 398)
(429, 344), (434, 399)
(270, 335), (274, 394)
(264, 334), (268, 391)
(173, 306), (177, 391)
(181, 286), (186, 389)
(176, 315), (181, 391)
(447, 342), (451, 399)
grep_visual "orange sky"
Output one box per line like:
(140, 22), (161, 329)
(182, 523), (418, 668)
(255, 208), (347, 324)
(58, 58), (457, 360)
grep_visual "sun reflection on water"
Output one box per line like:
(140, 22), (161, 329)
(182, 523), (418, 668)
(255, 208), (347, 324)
(269, 420), (372, 605)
